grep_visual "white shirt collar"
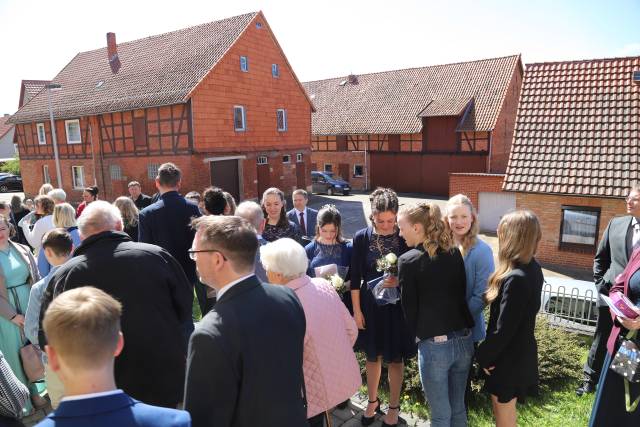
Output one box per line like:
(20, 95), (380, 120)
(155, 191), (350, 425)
(215, 274), (255, 300)
(61, 389), (124, 402)
(294, 207), (307, 216)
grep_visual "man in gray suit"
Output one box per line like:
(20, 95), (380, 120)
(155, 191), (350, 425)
(287, 189), (318, 240)
(578, 184), (640, 395)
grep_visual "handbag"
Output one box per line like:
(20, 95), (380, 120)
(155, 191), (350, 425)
(610, 329), (640, 412)
(7, 287), (45, 383)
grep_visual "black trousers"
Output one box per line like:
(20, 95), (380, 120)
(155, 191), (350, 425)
(583, 305), (614, 384)
(308, 412), (327, 427)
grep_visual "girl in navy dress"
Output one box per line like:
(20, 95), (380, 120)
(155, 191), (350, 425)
(350, 188), (415, 427)
(305, 205), (352, 297)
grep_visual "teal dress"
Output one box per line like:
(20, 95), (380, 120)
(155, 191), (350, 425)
(0, 245), (37, 415)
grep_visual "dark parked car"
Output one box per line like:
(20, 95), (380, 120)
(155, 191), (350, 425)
(0, 174), (23, 192)
(311, 171), (350, 196)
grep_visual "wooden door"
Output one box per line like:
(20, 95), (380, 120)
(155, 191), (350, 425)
(338, 163), (350, 182)
(257, 164), (270, 197)
(296, 161), (306, 189)
(210, 159), (240, 202)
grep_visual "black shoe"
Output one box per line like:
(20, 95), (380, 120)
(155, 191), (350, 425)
(576, 381), (595, 396)
(361, 398), (384, 426)
(381, 404), (400, 427)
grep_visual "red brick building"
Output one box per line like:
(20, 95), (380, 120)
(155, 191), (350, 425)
(302, 55), (523, 196)
(9, 12), (314, 202)
(502, 56), (640, 269)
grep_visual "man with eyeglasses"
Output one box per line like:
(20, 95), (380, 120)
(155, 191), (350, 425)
(184, 215), (308, 427)
(577, 184), (640, 396)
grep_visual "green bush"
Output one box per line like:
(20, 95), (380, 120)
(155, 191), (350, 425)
(0, 155), (20, 175)
(356, 314), (584, 402)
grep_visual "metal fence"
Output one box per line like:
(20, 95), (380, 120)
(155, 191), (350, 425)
(539, 282), (598, 335)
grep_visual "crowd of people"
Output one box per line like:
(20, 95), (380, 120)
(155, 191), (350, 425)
(0, 162), (638, 427)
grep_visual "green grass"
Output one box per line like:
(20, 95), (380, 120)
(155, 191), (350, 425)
(366, 340), (595, 427)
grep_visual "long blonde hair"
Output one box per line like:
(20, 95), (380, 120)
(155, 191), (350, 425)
(485, 210), (541, 304)
(446, 194), (479, 257)
(53, 203), (77, 228)
(113, 197), (139, 227)
(398, 203), (452, 258)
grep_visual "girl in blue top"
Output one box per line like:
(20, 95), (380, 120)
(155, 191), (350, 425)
(446, 194), (495, 403)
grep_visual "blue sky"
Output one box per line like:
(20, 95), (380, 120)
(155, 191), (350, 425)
(0, 0), (638, 115)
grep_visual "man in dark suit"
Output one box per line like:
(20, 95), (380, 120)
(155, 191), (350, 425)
(138, 163), (208, 314)
(128, 181), (153, 210)
(36, 287), (190, 427)
(40, 201), (193, 408)
(287, 189), (318, 240)
(184, 215), (308, 427)
(578, 184), (640, 395)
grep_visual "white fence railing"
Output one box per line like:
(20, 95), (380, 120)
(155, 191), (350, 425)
(539, 283), (598, 335)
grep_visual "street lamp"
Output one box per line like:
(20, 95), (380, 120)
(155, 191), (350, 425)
(45, 83), (63, 188)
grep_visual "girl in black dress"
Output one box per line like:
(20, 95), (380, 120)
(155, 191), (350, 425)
(113, 196), (139, 242)
(261, 187), (301, 243)
(350, 188), (415, 427)
(476, 210), (543, 427)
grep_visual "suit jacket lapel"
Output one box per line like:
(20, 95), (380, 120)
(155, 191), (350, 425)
(622, 216), (633, 264)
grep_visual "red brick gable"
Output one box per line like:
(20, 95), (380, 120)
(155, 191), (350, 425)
(504, 56), (640, 198)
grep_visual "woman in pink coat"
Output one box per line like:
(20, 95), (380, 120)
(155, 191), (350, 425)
(261, 238), (362, 427)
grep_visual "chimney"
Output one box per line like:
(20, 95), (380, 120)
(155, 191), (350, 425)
(347, 74), (358, 85)
(3, 114), (9, 117)
(107, 32), (121, 74)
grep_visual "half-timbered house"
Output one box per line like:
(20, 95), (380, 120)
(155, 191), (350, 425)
(302, 55), (522, 196)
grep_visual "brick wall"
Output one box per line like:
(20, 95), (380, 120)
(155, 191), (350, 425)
(448, 173), (505, 208)
(516, 192), (626, 269)
(490, 61), (523, 173)
(310, 151), (367, 190)
(21, 158), (97, 202)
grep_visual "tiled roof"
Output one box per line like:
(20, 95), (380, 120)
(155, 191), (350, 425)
(19, 80), (50, 108)
(503, 56), (640, 198)
(302, 55), (520, 135)
(0, 115), (13, 139)
(9, 12), (258, 124)
(418, 97), (473, 118)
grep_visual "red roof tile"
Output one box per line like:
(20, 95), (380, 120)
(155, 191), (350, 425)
(503, 56), (640, 198)
(303, 55), (521, 135)
(9, 12), (259, 124)
(0, 115), (13, 139)
(18, 80), (50, 108)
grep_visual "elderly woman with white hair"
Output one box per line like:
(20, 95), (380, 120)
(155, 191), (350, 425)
(260, 238), (361, 427)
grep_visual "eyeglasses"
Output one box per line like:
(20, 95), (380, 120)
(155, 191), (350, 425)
(188, 249), (227, 261)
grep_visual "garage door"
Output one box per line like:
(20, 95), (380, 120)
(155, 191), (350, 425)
(478, 192), (516, 233)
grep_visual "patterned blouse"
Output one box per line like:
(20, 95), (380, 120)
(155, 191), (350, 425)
(263, 221), (302, 243)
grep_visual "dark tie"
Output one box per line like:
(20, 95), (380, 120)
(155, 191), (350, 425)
(299, 212), (306, 235)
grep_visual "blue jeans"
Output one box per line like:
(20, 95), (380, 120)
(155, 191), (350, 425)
(418, 329), (473, 427)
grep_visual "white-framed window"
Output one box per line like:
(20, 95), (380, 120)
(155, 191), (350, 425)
(71, 166), (85, 189)
(354, 164), (364, 177)
(43, 165), (51, 184)
(37, 123), (46, 145)
(147, 163), (160, 180)
(276, 109), (287, 131)
(110, 164), (122, 180)
(282, 155), (291, 164)
(324, 163), (333, 173)
(234, 106), (246, 131)
(65, 119), (82, 144)
(257, 156), (268, 165)
(296, 153), (303, 162)
(240, 56), (249, 72)
(272, 64), (279, 78)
